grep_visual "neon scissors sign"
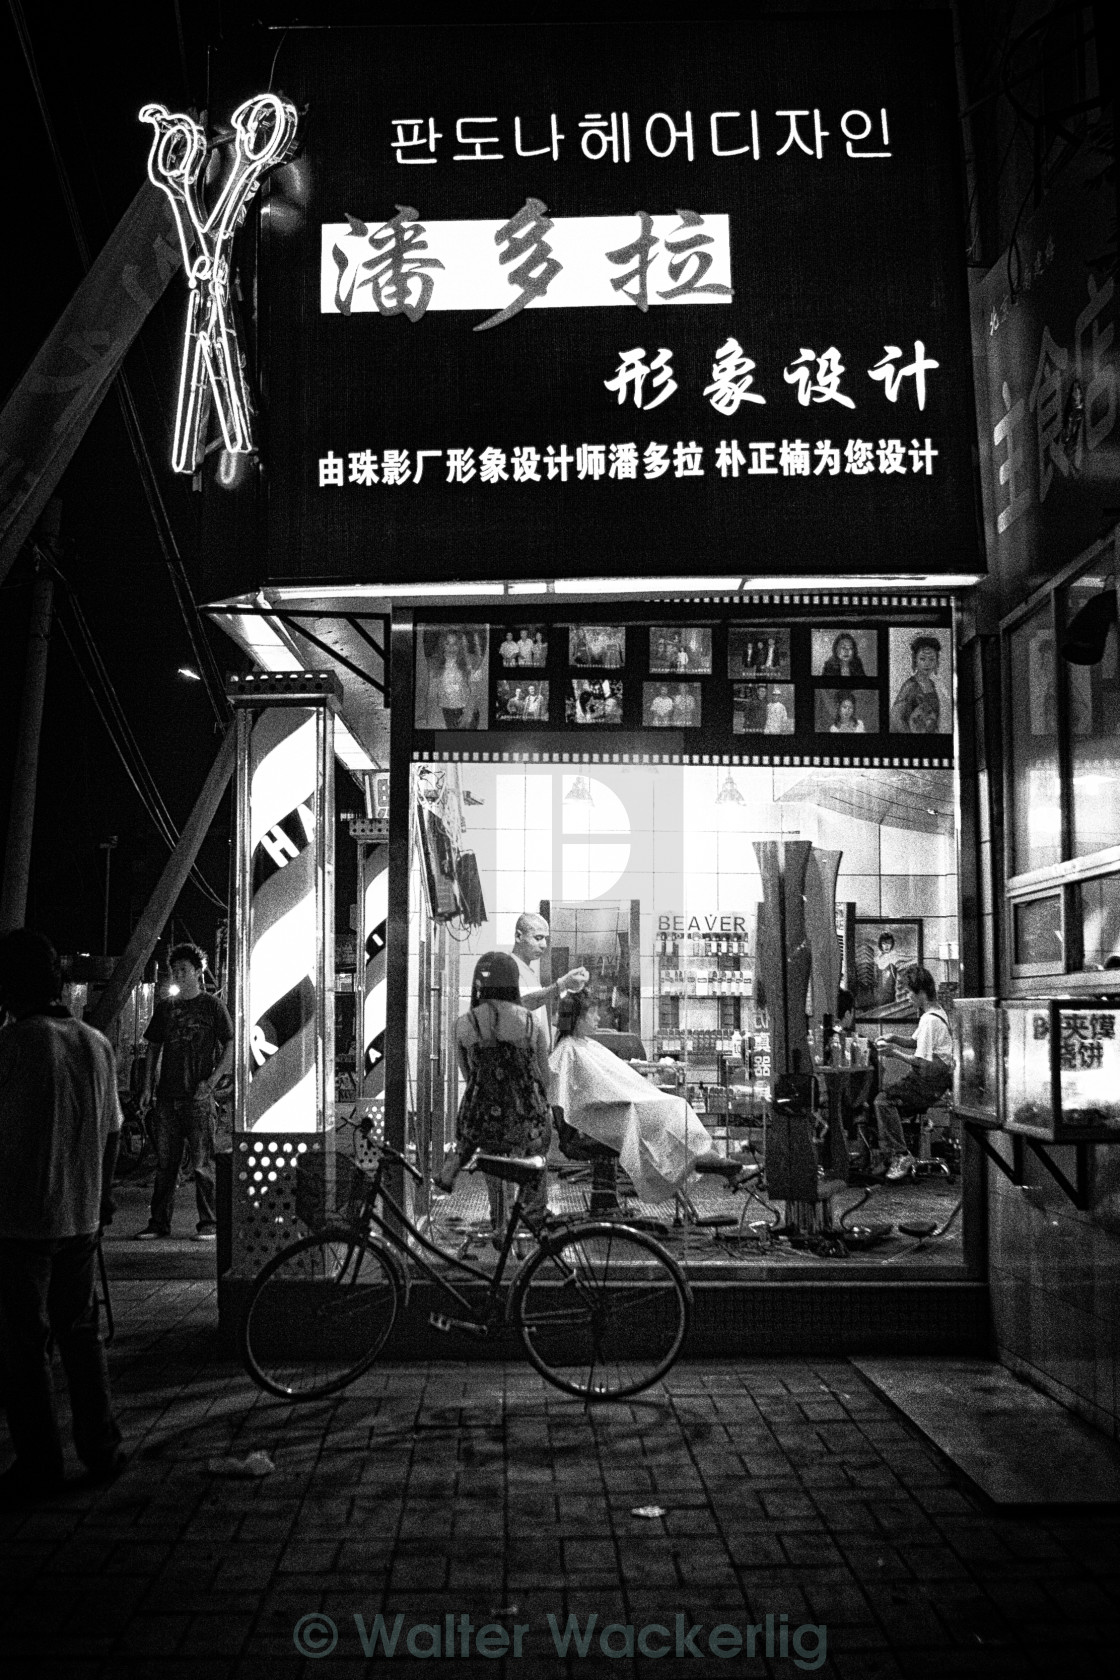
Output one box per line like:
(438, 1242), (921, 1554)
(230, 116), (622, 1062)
(141, 94), (299, 475)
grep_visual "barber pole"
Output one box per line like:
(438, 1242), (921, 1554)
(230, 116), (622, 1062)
(230, 673), (339, 1134)
(350, 817), (389, 1123)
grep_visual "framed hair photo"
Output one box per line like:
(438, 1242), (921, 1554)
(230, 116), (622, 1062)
(497, 624), (547, 667)
(852, 919), (923, 1019)
(728, 628), (791, 681)
(814, 687), (880, 735)
(415, 625), (489, 730)
(570, 624), (625, 668)
(567, 677), (623, 725)
(649, 626), (713, 675)
(887, 627), (952, 736)
(643, 681), (702, 727)
(811, 627), (878, 679)
(496, 679), (549, 723)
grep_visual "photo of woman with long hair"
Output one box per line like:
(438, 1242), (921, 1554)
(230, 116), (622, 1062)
(415, 625), (489, 730)
(820, 631), (867, 677)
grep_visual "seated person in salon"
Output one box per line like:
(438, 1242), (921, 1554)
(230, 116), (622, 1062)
(873, 965), (952, 1181)
(835, 986), (878, 1132)
(549, 990), (723, 1203)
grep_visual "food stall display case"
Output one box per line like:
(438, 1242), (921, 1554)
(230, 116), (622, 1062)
(1004, 997), (1120, 1142)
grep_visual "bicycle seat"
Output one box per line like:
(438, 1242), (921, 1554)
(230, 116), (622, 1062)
(470, 1153), (547, 1185)
(693, 1156), (761, 1183)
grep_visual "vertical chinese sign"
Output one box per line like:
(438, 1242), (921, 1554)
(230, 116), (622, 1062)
(972, 152), (1118, 610)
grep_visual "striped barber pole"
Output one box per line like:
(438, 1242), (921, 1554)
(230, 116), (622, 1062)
(360, 839), (389, 1102)
(239, 706), (333, 1131)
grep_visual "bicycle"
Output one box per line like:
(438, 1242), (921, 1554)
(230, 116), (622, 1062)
(240, 1124), (743, 1404)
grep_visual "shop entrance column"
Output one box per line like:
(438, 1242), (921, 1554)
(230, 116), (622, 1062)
(227, 671), (339, 1278)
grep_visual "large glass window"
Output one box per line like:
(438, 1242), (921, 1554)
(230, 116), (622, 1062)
(1002, 540), (1120, 993)
(1012, 894), (1062, 971)
(406, 761), (961, 1272)
(1007, 605), (1062, 874)
(1063, 563), (1120, 859)
(1076, 873), (1120, 972)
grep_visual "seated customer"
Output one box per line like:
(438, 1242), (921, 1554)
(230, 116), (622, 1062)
(874, 966), (952, 1181)
(549, 990), (720, 1203)
(836, 984), (878, 1119)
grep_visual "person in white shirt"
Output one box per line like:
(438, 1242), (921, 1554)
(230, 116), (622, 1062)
(511, 913), (589, 1048)
(763, 686), (792, 734)
(874, 966), (953, 1180)
(649, 684), (675, 725)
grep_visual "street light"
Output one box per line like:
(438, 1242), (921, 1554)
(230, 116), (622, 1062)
(178, 665), (202, 681)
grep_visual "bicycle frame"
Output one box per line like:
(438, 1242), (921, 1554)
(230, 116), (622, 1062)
(356, 1149), (534, 1331)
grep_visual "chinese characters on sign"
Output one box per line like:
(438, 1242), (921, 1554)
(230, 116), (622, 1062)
(317, 437), (939, 488)
(1029, 1007), (1120, 1130)
(987, 271), (1117, 518)
(387, 107), (893, 166)
(325, 211), (732, 315)
(974, 164), (1119, 593)
(608, 341), (938, 412)
(270, 16), (980, 581)
(1041, 1008), (1117, 1071)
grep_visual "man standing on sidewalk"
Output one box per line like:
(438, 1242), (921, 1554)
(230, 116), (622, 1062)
(0, 930), (125, 1505)
(135, 943), (233, 1243)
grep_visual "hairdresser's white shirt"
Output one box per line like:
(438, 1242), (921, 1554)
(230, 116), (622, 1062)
(514, 954), (551, 1047)
(914, 1006), (952, 1066)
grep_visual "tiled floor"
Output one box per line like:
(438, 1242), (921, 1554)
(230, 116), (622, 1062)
(1, 1282), (1115, 1677)
(427, 1164), (966, 1273)
(103, 1159), (966, 1281)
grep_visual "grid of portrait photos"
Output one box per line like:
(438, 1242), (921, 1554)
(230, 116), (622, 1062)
(414, 617), (954, 748)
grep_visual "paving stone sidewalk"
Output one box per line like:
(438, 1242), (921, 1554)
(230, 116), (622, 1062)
(1, 1281), (1116, 1679)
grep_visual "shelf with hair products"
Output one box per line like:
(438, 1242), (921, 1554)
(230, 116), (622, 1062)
(652, 930), (768, 1127)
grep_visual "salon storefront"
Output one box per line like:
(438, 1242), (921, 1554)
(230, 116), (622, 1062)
(196, 16), (997, 1346)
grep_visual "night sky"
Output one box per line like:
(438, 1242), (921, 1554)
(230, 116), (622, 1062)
(0, 1), (810, 966)
(0, 0), (234, 965)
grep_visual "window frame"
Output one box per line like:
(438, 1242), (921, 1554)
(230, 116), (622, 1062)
(1001, 531), (1120, 993)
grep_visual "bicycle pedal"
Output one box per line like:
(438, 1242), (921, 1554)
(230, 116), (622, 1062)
(428, 1312), (487, 1339)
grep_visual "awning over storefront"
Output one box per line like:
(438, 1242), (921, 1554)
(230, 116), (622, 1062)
(207, 582), (971, 780)
(206, 591), (391, 774)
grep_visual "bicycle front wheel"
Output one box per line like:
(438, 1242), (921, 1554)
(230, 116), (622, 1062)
(512, 1223), (691, 1400)
(241, 1230), (400, 1401)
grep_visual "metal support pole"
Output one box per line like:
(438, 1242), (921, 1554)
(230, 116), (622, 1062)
(89, 730), (235, 1033)
(100, 835), (117, 955)
(0, 570), (54, 932)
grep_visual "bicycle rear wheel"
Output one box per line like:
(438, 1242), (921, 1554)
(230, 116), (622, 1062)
(512, 1223), (691, 1400)
(241, 1230), (400, 1400)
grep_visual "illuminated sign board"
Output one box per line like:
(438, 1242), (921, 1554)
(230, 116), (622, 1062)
(248, 18), (980, 582)
(972, 153), (1119, 609)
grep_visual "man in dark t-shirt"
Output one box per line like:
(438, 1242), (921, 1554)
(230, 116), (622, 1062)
(136, 943), (233, 1241)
